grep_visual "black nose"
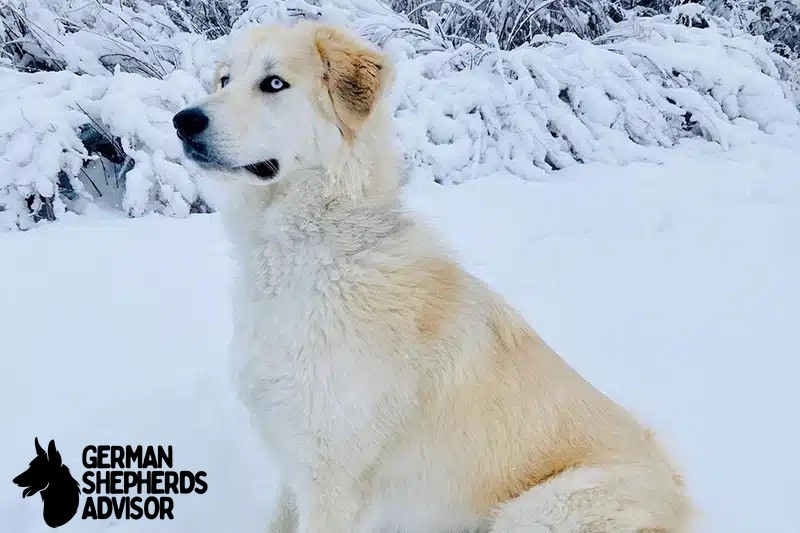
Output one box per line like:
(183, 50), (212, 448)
(173, 107), (209, 139)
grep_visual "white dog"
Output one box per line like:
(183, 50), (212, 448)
(174, 21), (692, 533)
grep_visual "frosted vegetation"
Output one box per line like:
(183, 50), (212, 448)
(2, 0), (799, 229)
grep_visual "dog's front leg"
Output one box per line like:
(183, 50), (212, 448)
(295, 467), (365, 533)
(266, 484), (298, 533)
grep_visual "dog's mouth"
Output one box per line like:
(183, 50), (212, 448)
(21, 485), (44, 498)
(181, 139), (218, 167)
(237, 159), (280, 180)
(181, 142), (279, 181)
(13, 475), (47, 498)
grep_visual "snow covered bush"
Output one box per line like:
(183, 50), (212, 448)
(2, 0), (799, 229)
(621, 0), (800, 57)
(386, 0), (624, 49)
(0, 67), (214, 230)
(389, 16), (799, 184)
(707, 0), (800, 58)
(0, 0), (223, 230)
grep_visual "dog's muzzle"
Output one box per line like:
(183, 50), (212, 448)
(173, 107), (221, 168)
(173, 107), (280, 180)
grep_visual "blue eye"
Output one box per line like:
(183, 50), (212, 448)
(260, 75), (289, 93)
(220, 76), (230, 88)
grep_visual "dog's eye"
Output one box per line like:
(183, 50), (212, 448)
(260, 75), (289, 93)
(220, 76), (230, 88)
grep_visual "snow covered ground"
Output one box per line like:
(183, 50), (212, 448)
(1, 130), (799, 532)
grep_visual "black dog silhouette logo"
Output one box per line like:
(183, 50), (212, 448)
(13, 438), (80, 528)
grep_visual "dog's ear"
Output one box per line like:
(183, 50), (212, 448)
(35, 438), (45, 456)
(314, 25), (392, 139)
(47, 440), (62, 467)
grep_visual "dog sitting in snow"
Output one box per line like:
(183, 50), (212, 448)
(173, 21), (692, 533)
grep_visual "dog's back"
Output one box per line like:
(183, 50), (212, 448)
(359, 278), (691, 532)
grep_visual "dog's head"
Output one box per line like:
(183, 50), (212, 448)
(13, 439), (64, 498)
(174, 22), (393, 185)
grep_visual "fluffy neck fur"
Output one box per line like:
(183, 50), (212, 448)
(221, 107), (417, 276)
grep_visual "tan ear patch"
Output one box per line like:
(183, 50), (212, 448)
(314, 26), (388, 138)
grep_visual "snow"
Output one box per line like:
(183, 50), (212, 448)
(3, 0), (799, 226)
(2, 0), (800, 530)
(2, 129), (799, 532)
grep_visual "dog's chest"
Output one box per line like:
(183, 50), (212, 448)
(230, 230), (409, 469)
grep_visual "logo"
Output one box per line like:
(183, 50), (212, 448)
(13, 438), (80, 528)
(14, 439), (208, 528)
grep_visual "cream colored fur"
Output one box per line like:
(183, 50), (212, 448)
(186, 21), (692, 533)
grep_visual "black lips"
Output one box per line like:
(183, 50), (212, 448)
(242, 159), (280, 180)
